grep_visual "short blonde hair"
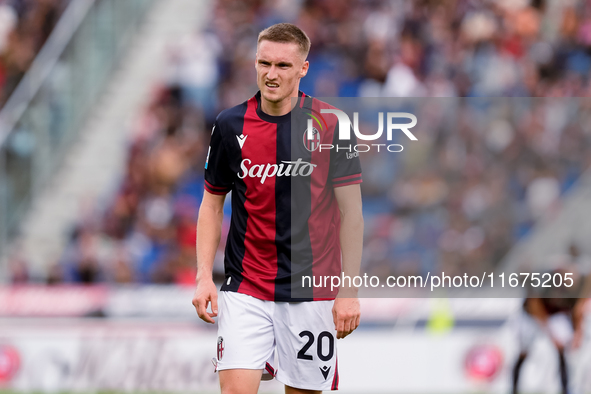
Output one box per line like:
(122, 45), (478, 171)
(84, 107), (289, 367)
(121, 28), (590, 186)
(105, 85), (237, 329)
(258, 23), (311, 58)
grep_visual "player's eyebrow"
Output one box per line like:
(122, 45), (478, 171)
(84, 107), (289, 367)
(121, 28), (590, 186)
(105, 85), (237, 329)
(257, 59), (293, 67)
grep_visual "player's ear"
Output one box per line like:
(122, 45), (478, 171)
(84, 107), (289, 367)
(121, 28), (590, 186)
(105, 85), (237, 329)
(254, 53), (258, 69)
(300, 60), (309, 78)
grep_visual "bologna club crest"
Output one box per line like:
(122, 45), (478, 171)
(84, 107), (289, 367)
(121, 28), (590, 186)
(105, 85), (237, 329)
(303, 127), (320, 152)
(217, 336), (224, 360)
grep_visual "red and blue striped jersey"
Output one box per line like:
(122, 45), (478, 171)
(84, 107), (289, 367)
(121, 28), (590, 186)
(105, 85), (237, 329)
(204, 91), (362, 302)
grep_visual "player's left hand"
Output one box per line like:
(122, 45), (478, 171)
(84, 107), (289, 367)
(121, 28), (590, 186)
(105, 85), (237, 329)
(572, 329), (583, 349)
(332, 297), (360, 339)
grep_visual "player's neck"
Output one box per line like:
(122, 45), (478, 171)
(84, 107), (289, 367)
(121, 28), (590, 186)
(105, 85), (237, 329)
(260, 91), (299, 117)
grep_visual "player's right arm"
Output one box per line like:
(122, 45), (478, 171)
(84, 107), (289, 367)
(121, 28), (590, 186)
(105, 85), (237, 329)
(192, 189), (226, 324)
(193, 118), (233, 323)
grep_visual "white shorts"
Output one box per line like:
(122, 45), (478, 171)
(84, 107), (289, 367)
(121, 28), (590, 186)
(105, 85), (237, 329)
(216, 291), (339, 391)
(517, 311), (574, 352)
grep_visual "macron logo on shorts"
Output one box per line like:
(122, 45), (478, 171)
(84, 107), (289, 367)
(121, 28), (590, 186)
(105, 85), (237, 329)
(320, 365), (331, 379)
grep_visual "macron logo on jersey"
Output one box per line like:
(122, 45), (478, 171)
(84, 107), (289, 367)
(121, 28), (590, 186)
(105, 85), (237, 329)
(236, 134), (247, 149)
(238, 158), (317, 184)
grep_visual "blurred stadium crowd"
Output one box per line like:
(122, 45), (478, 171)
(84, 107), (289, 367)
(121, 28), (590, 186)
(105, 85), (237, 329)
(0, 0), (68, 107)
(6, 0), (591, 284)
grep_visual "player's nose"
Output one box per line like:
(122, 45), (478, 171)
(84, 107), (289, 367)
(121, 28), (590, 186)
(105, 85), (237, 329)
(267, 65), (278, 79)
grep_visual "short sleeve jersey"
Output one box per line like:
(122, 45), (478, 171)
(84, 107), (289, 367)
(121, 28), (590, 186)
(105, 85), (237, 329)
(204, 91), (362, 302)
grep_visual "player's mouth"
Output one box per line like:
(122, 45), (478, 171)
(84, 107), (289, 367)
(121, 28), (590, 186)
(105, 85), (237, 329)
(265, 81), (279, 90)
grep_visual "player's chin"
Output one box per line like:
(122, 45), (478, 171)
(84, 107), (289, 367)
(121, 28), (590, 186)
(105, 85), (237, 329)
(261, 91), (284, 103)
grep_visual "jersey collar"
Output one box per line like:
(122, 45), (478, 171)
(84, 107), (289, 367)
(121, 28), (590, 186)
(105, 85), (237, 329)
(255, 91), (305, 124)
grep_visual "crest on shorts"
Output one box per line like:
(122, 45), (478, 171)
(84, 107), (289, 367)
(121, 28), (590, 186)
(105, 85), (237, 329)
(217, 336), (224, 360)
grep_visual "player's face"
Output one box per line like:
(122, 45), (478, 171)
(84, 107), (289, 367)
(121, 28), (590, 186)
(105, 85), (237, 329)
(255, 40), (309, 108)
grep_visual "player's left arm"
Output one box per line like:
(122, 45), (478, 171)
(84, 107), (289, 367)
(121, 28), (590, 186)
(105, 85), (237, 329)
(333, 183), (363, 339)
(572, 275), (591, 348)
(572, 299), (586, 349)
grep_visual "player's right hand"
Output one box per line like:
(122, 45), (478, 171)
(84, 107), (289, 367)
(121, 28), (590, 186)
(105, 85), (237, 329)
(192, 279), (218, 324)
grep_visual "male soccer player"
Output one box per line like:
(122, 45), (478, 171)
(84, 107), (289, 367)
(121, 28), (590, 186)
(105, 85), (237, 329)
(512, 255), (590, 394)
(192, 23), (363, 394)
